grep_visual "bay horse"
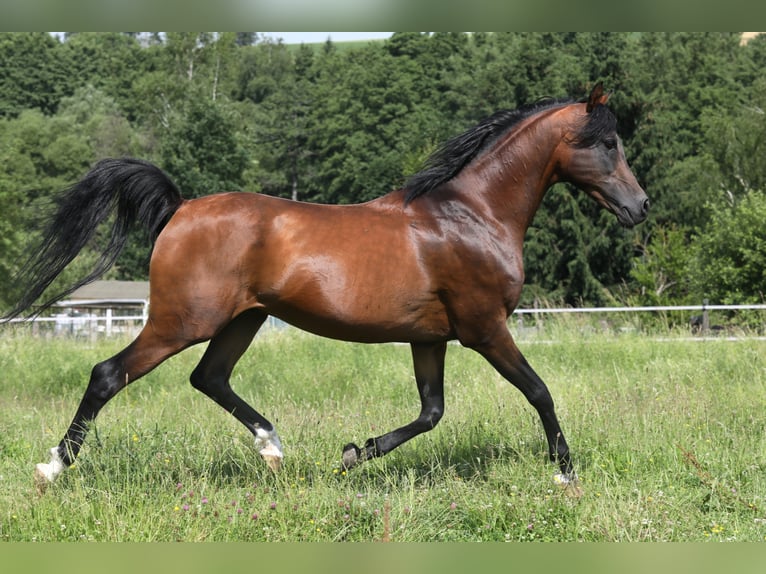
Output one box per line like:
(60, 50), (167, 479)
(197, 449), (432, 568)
(4, 83), (648, 494)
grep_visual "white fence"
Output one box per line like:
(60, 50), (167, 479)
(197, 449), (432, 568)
(510, 302), (766, 339)
(3, 301), (766, 339)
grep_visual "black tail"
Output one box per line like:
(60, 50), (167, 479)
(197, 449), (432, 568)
(2, 158), (184, 320)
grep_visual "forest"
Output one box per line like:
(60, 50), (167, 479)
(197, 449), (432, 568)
(2, 32), (766, 313)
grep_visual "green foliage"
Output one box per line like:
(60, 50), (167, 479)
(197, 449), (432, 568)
(630, 226), (694, 306)
(700, 78), (766, 202)
(159, 97), (250, 199)
(691, 191), (766, 304)
(524, 187), (636, 306)
(2, 32), (766, 309)
(627, 33), (747, 229)
(0, 33), (70, 117)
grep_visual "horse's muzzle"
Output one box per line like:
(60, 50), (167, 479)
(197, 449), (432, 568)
(620, 197), (650, 227)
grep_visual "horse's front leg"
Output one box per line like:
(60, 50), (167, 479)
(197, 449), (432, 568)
(341, 341), (447, 468)
(466, 324), (582, 496)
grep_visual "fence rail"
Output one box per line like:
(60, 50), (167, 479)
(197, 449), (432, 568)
(513, 303), (766, 314)
(3, 301), (766, 339)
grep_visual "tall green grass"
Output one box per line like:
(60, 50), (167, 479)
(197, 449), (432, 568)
(1, 326), (765, 541)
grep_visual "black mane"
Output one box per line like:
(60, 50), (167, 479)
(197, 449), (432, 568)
(404, 95), (615, 203)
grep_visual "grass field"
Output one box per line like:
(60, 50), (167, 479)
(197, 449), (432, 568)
(1, 324), (766, 542)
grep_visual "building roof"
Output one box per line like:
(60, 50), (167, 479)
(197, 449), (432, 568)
(59, 280), (149, 307)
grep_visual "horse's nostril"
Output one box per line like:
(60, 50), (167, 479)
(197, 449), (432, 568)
(642, 198), (650, 214)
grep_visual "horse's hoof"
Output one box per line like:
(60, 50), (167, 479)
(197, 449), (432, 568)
(34, 465), (52, 495)
(261, 454), (282, 472)
(341, 443), (362, 469)
(553, 473), (583, 498)
(34, 448), (65, 495)
(254, 427), (283, 472)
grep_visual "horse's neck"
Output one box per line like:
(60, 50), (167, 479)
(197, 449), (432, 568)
(460, 113), (564, 231)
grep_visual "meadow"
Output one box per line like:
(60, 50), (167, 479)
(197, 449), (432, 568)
(1, 322), (766, 542)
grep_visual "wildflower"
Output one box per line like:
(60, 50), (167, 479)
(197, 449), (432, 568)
(450, 502), (457, 510)
(251, 513), (259, 520)
(182, 504), (190, 511)
(270, 502), (277, 510)
(201, 497), (208, 505)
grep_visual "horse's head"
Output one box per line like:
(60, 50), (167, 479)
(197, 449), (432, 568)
(558, 84), (649, 227)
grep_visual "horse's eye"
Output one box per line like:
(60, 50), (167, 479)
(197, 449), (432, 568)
(604, 137), (617, 150)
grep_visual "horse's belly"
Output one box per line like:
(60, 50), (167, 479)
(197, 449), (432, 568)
(265, 296), (452, 344)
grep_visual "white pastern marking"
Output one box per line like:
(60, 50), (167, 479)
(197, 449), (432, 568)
(35, 447), (65, 483)
(254, 427), (283, 460)
(552, 472), (579, 485)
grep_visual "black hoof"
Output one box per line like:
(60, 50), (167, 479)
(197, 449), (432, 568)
(341, 442), (362, 469)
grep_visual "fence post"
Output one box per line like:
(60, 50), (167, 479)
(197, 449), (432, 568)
(702, 299), (710, 334)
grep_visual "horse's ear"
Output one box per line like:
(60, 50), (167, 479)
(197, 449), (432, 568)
(586, 82), (610, 112)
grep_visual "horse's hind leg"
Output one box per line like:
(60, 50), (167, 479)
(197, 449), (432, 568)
(34, 327), (192, 492)
(342, 341), (447, 468)
(189, 309), (283, 471)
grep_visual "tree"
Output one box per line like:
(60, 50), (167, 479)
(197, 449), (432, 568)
(630, 226), (694, 306)
(691, 191), (766, 304)
(59, 33), (147, 121)
(682, 77), (766, 305)
(627, 33), (746, 228)
(0, 125), (36, 308)
(700, 78), (766, 202)
(0, 91), (141, 305)
(236, 40), (317, 200)
(159, 98), (250, 199)
(524, 186), (635, 306)
(305, 43), (436, 203)
(0, 32), (70, 117)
